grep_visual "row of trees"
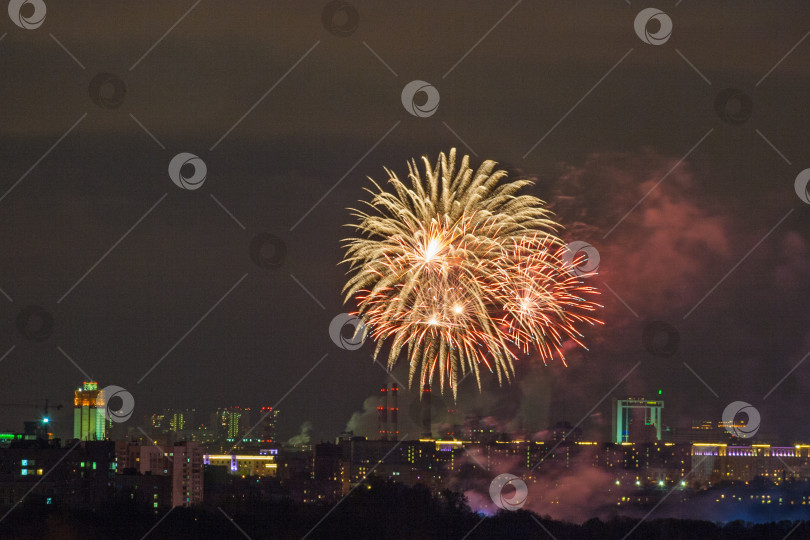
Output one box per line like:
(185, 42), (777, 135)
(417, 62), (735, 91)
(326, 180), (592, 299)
(1, 478), (807, 539)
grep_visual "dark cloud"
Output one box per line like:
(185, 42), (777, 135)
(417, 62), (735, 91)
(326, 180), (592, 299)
(0, 1), (808, 446)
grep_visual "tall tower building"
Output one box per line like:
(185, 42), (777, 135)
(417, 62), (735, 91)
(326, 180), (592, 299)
(258, 407), (278, 445)
(73, 381), (106, 441)
(172, 441), (204, 507)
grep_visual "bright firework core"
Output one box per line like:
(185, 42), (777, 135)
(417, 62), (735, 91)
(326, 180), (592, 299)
(423, 238), (441, 262)
(342, 149), (602, 396)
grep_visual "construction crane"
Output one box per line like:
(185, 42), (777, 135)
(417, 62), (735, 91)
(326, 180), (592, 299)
(0, 399), (63, 423)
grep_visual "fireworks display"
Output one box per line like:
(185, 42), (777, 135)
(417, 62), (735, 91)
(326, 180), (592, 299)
(342, 149), (602, 396)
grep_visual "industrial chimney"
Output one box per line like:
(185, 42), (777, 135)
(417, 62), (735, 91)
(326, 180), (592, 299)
(390, 383), (399, 439)
(420, 383), (432, 439)
(377, 385), (388, 440)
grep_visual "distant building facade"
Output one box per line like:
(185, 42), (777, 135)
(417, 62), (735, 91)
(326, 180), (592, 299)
(114, 440), (204, 507)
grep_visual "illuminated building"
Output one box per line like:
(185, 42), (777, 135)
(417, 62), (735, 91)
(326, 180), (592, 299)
(169, 410), (185, 432)
(73, 382), (106, 441)
(149, 409), (195, 436)
(257, 407), (278, 445)
(172, 441), (204, 506)
(550, 421), (583, 443)
(203, 452), (278, 477)
(0, 432), (24, 447)
(114, 440), (204, 507)
(612, 398), (664, 443)
(671, 419), (749, 444)
(0, 440), (117, 510)
(691, 443), (810, 486)
(115, 473), (172, 512)
(215, 407), (250, 440)
(150, 411), (166, 431)
(22, 421), (49, 441)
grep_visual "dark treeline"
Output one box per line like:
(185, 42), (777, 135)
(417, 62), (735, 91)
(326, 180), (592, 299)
(0, 479), (807, 539)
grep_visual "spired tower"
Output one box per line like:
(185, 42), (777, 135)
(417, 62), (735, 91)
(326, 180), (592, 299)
(73, 381), (106, 441)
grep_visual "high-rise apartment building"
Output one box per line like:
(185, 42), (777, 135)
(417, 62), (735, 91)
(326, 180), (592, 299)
(73, 382), (106, 441)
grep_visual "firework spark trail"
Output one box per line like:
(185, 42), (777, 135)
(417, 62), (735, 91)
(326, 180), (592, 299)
(342, 149), (602, 396)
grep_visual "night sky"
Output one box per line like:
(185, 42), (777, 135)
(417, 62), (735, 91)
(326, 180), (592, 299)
(1, 1), (809, 445)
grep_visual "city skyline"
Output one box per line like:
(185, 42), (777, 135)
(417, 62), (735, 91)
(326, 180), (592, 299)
(1, 378), (802, 450)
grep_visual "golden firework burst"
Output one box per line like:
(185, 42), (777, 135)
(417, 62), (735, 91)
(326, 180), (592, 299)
(342, 149), (601, 396)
